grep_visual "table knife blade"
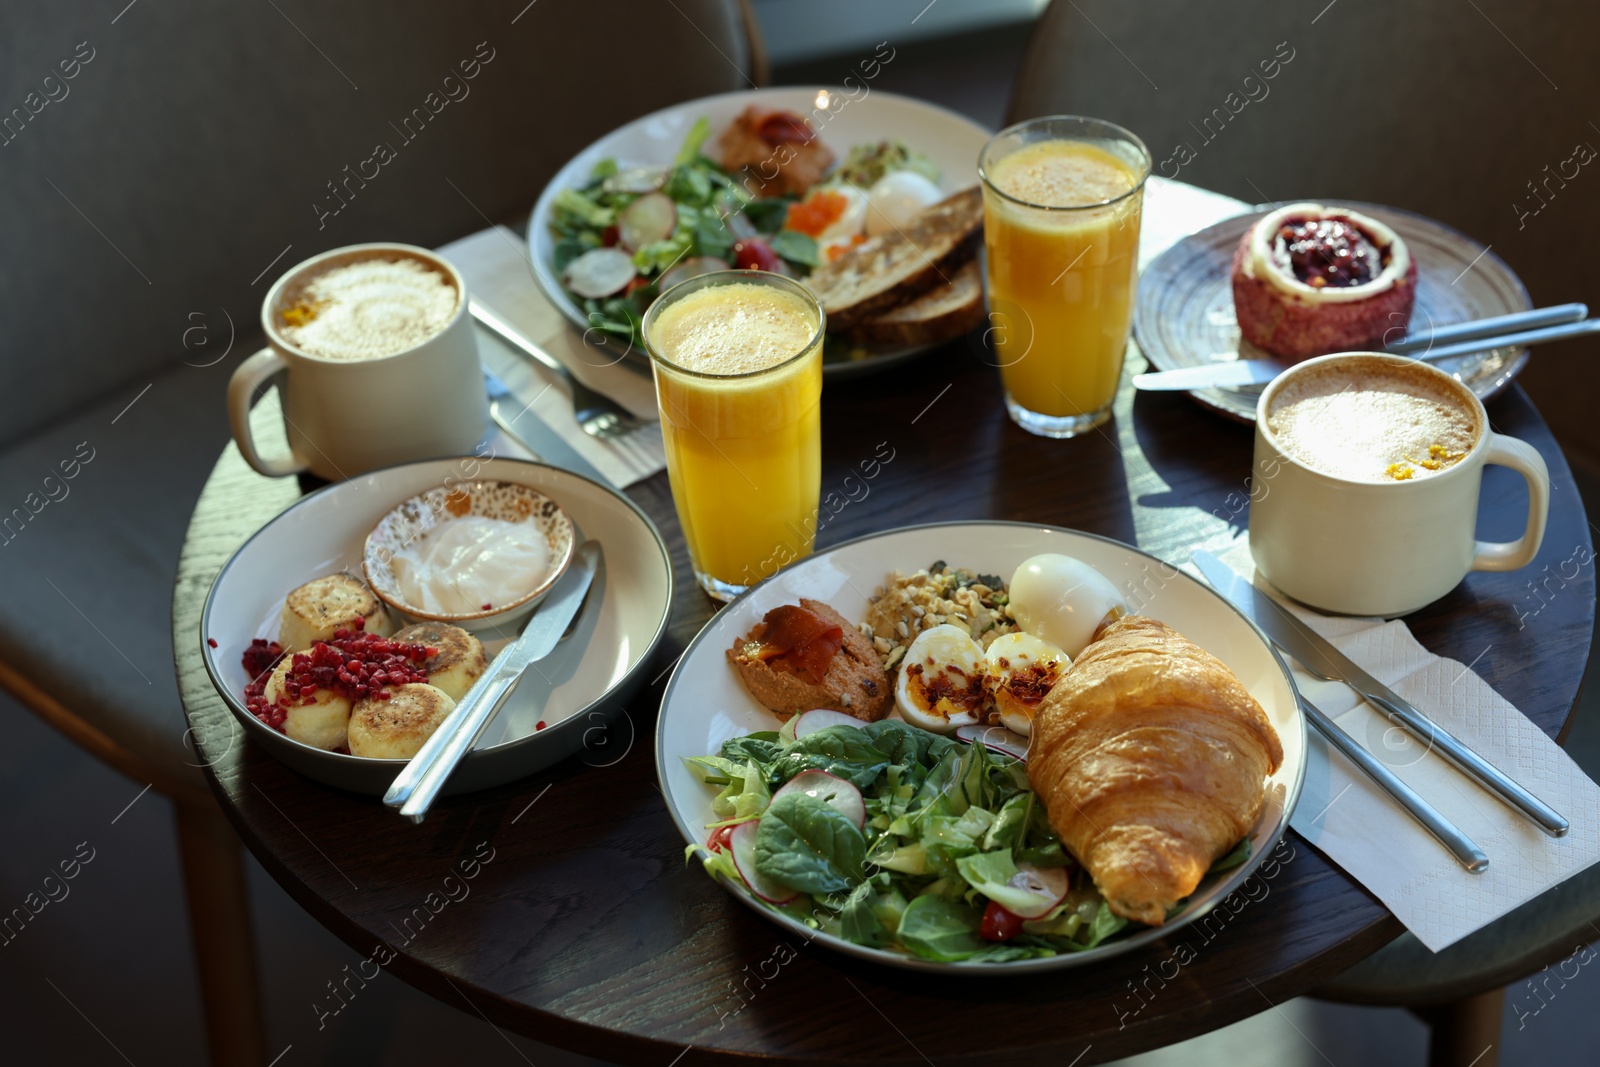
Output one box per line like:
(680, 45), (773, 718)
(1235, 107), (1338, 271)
(1133, 358), (1290, 391)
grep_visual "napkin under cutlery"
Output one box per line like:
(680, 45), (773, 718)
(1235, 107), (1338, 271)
(437, 226), (666, 489)
(1204, 538), (1600, 951)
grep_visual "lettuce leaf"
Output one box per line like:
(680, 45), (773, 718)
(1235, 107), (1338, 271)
(896, 894), (982, 961)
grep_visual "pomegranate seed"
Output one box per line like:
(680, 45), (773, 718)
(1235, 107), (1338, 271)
(207, 637), (219, 648)
(536, 720), (546, 730)
(241, 630), (431, 735)
(481, 603), (492, 611)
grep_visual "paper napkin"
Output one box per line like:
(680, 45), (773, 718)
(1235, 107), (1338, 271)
(437, 226), (666, 489)
(1208, 538), (1600, 952)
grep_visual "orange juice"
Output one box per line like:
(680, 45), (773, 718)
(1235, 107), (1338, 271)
(982, 138), (1144, 426)
(645, 275), (823, 598)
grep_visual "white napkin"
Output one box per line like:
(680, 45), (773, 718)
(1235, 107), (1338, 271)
(1208, 538), (1600, 952)
(436, 226), (666, 489)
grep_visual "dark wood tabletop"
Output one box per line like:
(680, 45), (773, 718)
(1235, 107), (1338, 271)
(173, 208), (1595, 1067)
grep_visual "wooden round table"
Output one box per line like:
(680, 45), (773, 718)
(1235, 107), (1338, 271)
(174, 185), (1595, 1066)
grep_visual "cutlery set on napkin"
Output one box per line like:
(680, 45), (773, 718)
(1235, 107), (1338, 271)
(1193, 542), (1600, 951)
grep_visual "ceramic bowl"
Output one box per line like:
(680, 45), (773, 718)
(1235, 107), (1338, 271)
(363, 480), (575, 633)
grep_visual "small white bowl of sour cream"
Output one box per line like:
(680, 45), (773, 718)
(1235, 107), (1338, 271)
(362, 480), (575, 634)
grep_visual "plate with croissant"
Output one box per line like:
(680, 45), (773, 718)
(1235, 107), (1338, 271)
(656, 521), (1305, 972)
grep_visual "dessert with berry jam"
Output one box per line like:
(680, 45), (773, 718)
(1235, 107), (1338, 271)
(1230, 203), (1416, 360)
(239, 572), (486, 757)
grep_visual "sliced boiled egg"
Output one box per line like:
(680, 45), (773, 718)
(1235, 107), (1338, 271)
(1008, 554), (1129, 659)
(864, 170), (942, 236)
(895, 624), (988, 734)
(983, 632), (1070, 737)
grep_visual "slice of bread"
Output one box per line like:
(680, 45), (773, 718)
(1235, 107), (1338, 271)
(847, 258), (985, 347)
(804, 186), (983, 329)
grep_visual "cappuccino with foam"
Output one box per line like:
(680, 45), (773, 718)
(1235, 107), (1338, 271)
(276, 251), (459, 361)
(1265, 358), (1481, 483)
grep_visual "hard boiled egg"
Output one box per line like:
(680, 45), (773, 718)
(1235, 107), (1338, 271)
(1008, 554), (1128, 659)
(864, 170), (942, 236)
(895, 624), (988, 734)
(983, 632), (1070, 737)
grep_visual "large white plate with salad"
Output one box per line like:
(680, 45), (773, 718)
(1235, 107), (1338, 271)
(655, 521), (1307, 973)
(527, 87), (992, 379)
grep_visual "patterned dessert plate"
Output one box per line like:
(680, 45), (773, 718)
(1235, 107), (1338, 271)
(1134, 201), (1533, 422)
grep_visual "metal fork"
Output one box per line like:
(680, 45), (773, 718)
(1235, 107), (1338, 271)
(469, 300), (646, 440)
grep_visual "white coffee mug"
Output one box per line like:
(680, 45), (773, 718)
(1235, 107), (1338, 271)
(1249, 352), (1550, 616)
(228, 243), (488, 481)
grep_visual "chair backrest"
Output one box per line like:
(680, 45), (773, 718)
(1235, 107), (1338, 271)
(1009, 0), (1600, 462)
(0, 0), (759, 448)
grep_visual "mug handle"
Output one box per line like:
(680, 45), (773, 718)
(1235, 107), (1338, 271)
(227, 347), (308, 478)
(1470, 434), (1550, 572)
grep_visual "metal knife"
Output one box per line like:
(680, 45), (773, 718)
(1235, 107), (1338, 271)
(485, 369), (544, 462)
(384, 542), (601, 821)
(1133, 309), (1598, 393)
(1192, 551), (1568, 837)
(1192, 553), (1489, 871)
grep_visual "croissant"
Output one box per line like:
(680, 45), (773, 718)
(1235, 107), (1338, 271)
(1027, 615), (1283, 925)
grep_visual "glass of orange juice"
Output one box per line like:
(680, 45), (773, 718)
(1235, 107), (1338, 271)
(979, 116), (1151, 438)
(643, 270), (824, 601)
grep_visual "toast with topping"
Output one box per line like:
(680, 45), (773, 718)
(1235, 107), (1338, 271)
(804, 186), (983, 330)
(848, 258), (985, 347)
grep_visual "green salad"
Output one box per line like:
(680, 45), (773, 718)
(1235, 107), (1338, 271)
(548, 117), (819, 350)
(687, 717), (1250, 963)
(547, 115), (942, 354)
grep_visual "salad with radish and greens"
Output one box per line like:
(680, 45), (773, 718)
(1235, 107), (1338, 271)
(548, 112), (943, 351)
(687, 711), (1249, 963)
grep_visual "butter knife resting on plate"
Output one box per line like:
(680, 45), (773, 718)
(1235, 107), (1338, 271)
(1136, 304), (1594, 392)
(383, 541), (601, 822)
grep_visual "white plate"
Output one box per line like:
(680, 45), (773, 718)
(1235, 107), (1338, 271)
(527, 87), (993, 379)
(655, 521), (1306, 973)
(200, 457), (673, 795)
(1134, 201), (1533, 422)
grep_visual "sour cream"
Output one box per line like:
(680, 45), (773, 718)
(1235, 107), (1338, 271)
(388, 516), (551, 615)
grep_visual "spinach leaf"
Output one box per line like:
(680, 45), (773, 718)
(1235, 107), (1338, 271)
(863, 720), (957, 775)
(741, 197), (789, 234)
(720, 734), (782, 766)
(754, 792), (867, 895)
(693, 208), (734, 263)
(768, 229), (821, 268)
(768, 726), (889, 790)
(838, 881), (892, 947)
(964, 942), (1058, 962)
(896, 894), (982, 961)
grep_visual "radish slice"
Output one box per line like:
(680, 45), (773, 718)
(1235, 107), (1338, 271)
(771, 770), (866, 830)
(793, 709), (864, 739)
(730, 820), (797, 904)
(955, 724), (1029, 763)
(1004, 862), (1070, 919)
(603, 166), (667, 195)
(618, 192), (677, 251)
(658, 256), (730, 292)
(563, 247), (636, 299)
